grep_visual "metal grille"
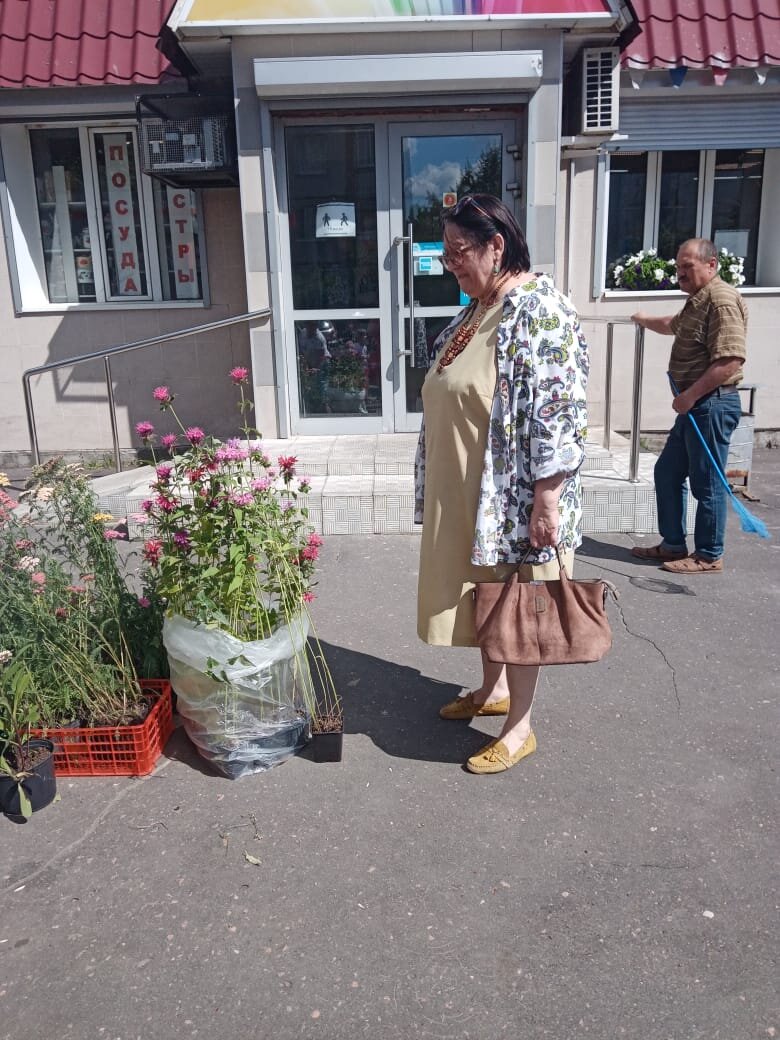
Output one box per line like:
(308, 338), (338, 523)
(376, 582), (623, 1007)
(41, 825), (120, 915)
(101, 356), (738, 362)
(139, 113), (233, 173)
(582, 48), (619, 133)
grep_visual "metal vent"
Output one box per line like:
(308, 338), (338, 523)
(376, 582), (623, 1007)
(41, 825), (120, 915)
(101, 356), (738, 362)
(582, 47), (619, 133)
(136, 94), (238, 188)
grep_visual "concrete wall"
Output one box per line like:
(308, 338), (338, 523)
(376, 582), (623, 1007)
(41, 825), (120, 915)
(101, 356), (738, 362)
(0, 188), (250, 459)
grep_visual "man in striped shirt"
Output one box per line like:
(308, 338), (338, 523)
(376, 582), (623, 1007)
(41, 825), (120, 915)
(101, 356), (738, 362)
(629, 238), (747, 574)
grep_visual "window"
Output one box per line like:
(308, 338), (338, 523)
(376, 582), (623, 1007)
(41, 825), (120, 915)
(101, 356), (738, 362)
(605, 148), (768, 287)
(9, 123), (204, 308)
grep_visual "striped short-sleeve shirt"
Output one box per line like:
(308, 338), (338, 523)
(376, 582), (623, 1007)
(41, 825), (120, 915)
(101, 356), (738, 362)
(668, 277), (747, 391)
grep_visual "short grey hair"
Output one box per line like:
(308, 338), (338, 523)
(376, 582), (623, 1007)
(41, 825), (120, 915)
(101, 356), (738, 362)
(679, 238), (717, 263)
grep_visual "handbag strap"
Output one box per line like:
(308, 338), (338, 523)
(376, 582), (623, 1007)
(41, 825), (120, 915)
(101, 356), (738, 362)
(515, 544), (571, 579)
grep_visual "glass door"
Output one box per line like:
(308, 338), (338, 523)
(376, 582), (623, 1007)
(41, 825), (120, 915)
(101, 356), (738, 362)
(388, 120), (518, 431)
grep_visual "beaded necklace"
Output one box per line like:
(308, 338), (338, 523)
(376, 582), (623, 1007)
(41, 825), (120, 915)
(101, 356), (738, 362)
(436, 273), (510, 373)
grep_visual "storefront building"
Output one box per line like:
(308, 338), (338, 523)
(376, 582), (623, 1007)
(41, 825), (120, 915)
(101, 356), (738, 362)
(0, 0), (778, 459)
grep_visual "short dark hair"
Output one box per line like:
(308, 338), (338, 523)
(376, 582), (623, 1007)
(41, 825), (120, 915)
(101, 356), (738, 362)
(441, 194), (531, 274)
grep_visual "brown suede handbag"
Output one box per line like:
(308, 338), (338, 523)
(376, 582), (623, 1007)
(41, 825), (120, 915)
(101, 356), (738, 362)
(473, 546), (618, 666)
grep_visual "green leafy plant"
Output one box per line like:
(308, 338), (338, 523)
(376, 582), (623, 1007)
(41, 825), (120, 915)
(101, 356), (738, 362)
(607, 247), (746, 291)
(0, 652), (43, 820)
(136, 369), (340, 724)
(0, 461), (162, 728)
(326, 352), (367, 393)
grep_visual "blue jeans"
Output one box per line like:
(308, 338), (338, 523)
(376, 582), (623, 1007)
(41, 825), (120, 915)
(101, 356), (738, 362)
(654, 391), (742, 561)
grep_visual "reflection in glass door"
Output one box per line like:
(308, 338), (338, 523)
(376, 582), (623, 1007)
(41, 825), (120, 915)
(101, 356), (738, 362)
(389, 122), (516, 430)
(284, 124), (382, 422)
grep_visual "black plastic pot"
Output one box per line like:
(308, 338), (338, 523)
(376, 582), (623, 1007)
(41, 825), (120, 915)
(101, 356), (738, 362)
(310, 728), (344, 763)
(0, 739), (57, 819)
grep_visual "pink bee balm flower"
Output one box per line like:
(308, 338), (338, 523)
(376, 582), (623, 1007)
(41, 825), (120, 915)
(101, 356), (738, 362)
(14, 539), (34, 551)
(31, 571), (46, 586)
(155, 464), (173, 483)
(278, 455), (297, 476)
(153, 385), (172, 403)
(251, 477), (271, 493)
(155, 494), (177, 513)
(307, 532), (324, 548)
(229, 366), (250, 384)
(137, 596), (151, 608)
(303, 591), (315, 603)
(229, 491), (253, 507)
(161, 433), (178, 451)
(141, 498), (154, 513)
(298, 479), (311, 493)
(135, 421), (155, 441)
(186, 426), (205, 445)
(143, 539), (163, 565)
(173, 530), (191, 549)
(301, 545), (319, 562)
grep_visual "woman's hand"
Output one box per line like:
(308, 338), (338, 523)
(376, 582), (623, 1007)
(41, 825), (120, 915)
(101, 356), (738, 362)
(529, 500), (559, 547)
(529, 474), (564, 547)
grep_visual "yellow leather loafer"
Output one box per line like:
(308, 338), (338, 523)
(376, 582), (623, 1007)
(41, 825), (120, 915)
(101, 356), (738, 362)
(465, 730), (537, 774)
(439, 691), (510, 720)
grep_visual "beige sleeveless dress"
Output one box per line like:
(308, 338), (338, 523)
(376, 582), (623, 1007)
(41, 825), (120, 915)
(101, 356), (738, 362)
(417, 298), (572, 647)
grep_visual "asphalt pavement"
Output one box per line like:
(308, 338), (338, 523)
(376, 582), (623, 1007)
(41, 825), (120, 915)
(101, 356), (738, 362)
(2, 447), (779, 1040)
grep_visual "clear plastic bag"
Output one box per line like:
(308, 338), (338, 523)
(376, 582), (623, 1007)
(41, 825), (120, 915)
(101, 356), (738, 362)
(163, 614), (311, 778)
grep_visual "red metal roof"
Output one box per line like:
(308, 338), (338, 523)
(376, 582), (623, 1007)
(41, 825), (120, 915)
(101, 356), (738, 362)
(0, 0), (181, 89)
(622, 0), (780, 69)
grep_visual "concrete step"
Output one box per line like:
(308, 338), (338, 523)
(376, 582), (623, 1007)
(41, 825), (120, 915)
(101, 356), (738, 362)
(91, 429), (690, 538)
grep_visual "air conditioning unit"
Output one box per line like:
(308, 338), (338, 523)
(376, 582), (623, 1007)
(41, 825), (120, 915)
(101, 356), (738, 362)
(136, 94), (238, 188)
(580, 47), (620, 134)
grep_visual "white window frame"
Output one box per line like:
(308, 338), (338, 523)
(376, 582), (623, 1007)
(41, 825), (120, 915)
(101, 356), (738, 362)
(0, 119), (209, 313)
(603, 147), (775, 291)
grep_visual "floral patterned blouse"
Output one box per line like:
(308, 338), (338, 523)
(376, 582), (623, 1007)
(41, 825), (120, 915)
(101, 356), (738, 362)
(414, 274), (589, 566)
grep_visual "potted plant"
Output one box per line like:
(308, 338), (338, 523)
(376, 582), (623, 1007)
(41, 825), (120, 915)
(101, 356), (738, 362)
(606, 247), (745, 291)
(325, 351), (368, 414)
(137, 368), (341, 777)
(0, 464), (173, 778)
(0, 653), (56, 820)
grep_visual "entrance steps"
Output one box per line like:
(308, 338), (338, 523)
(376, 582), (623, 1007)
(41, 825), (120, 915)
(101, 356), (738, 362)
(91, 428), (674, 539)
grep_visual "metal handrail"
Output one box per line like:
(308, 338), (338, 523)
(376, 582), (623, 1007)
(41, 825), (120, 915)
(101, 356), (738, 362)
(22, 309), (272, 472)
(579, 316), (646, 484)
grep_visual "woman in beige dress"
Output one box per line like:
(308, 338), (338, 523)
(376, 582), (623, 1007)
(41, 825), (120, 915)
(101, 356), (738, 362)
(414, 194), (589, 774)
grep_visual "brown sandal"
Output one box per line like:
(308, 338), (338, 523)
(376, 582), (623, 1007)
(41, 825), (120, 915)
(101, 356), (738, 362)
(661, 555), (723, 574)
(631, 544), (687, 562)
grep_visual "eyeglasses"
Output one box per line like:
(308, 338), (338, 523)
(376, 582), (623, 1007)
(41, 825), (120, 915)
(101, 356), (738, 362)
(444, 195), (492, 221)
(441, 243), (478, 268)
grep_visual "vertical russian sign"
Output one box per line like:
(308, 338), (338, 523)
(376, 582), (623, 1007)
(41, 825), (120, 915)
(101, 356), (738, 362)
(103, 134), (143, 297)
(166, 187), (199, 299)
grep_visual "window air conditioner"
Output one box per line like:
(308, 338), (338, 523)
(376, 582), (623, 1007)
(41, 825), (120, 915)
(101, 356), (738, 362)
(580, 47), (620, 134)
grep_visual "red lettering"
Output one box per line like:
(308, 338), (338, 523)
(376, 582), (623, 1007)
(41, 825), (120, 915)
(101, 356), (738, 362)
(124, 277), (139, 292)
(118, 226), (130, 241)
(120, 252), (136, 270)
(111, 172), (127, 188)
(177, 270), (192, 283)
(177, 244), (190, 258)
(172, 193), (187, 209)
(108, 145), (124, 161)
(174, 219), (187, 233)
(115, 200), (128, 215)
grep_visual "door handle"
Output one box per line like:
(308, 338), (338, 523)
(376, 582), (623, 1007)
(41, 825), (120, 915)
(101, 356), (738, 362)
(393, 222), (417, 369)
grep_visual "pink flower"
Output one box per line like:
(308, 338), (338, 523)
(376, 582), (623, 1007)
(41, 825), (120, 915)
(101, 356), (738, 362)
(298, 479), (311, 493)
(161, 433), (178, 452)
(153, 385), (172, 403)
(14, 539), (34, 551)
(173, 530), (191, 550)
(135, 421), (155, 442)
(251, 477), (271, 493)
(137, 596), (151, 608)
(186, 426), (205, 445)
(229, 366), (250, 384)
(131, 513), (149, 525)
(66, 585), (87, 596)
(229, 490), (253, 507)
(301, 545), (319, 562)
(278, 455), (297, 478)
(141, 498), (154, 513)
(155, 494), (177, 513)
(215, 438), (249, 464)
(143, 539), (163, 565)
(307, 532), (324, 548)
(303, 591), (315, 603)
(104, 529), (126, 541)
(55, 606), (68, 619)
(31, 571), (46, 586)
(155, 464), (173, 484)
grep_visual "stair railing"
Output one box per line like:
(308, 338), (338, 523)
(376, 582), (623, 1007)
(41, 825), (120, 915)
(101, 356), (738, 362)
(22, 309), (272, 472)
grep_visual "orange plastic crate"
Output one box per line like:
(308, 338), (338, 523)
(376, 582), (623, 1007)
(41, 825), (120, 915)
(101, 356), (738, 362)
(31, 680), (174, 777)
